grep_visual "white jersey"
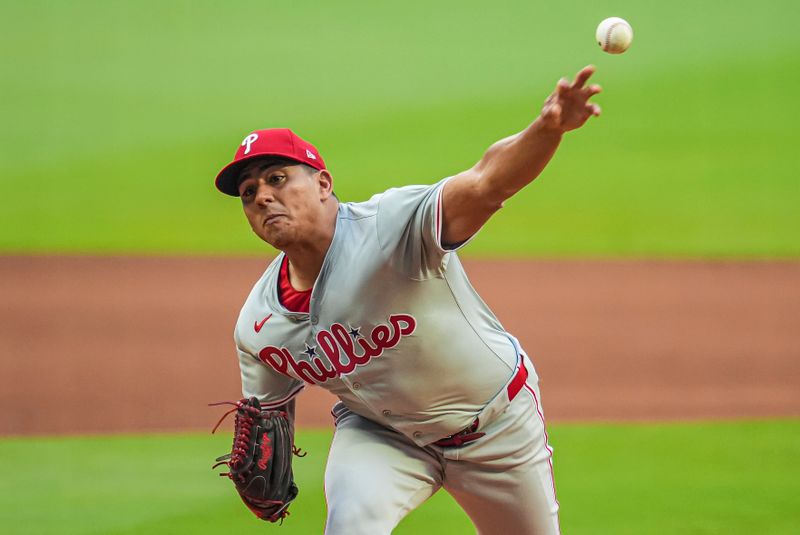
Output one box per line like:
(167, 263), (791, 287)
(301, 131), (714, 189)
(234, 178), (536, 446)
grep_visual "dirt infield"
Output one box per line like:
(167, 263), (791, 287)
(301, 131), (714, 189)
(1, 256), (798, 435)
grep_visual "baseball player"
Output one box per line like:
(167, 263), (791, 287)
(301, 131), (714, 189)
(214, 65), (602, 534)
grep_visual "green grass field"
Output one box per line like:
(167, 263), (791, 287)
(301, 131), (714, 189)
(1, 420), (797, 534)
(1, 0), (798, 256)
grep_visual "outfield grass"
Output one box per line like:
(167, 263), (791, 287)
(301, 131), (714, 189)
(0, 420), (797, 534)
(1, 0), (798, 256)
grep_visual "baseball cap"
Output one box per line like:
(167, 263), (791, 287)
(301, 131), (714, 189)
(215, 128), (327, 196)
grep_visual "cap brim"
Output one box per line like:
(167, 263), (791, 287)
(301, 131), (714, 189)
(214, 158), (252, 196)
(214, 153), (312, 196)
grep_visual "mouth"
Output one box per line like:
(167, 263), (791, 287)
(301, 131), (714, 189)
(263, 214), (286, 226)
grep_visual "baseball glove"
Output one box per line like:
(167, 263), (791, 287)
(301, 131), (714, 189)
(210, 397), (304, 523)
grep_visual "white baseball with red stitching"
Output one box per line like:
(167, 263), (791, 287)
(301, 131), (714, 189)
(596, 17), (633, 54)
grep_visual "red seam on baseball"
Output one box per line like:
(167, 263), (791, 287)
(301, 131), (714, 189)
(605, 21), (626, 51)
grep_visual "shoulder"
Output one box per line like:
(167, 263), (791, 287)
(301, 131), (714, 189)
(370, 179), (451, 215)
(374, 179), (451, 222)
(338, 193), (382, 220)
(337, 184), (436, 222)
(380, 181), (444, 202)
(342, 180), (449, 215)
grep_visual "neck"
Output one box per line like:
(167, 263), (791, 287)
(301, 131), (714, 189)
(283, 201), (338, 291)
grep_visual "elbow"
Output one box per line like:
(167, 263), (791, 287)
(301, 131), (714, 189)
(464, 170), (505, 213)
(475, 171), (515, 210)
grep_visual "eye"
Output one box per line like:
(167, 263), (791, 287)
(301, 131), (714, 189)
(240, 185), (256, 199)
(268, 174), (286, 185)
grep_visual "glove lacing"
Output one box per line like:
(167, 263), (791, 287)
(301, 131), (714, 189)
(209, 399), (260, 479)
(209, 400), (305, 472)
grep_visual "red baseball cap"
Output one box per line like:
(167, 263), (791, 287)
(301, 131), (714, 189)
(215, 128), (327, 196)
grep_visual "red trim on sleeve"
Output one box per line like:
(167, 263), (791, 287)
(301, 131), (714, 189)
(278, 256), (311, 313)
(436, 185), (442, 247)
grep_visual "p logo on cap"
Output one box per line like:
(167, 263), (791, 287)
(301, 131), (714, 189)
(242, 133), (259, 155)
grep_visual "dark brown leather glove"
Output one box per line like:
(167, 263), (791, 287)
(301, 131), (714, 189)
(211, 397), (302, 523)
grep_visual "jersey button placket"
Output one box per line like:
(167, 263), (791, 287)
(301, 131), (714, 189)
(382, 409), (392, 417)
(352, 382), (361, 390)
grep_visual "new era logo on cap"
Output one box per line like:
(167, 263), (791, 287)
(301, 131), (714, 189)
(214, 128), (327, 196)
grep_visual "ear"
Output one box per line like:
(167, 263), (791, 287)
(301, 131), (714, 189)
(316, 169), (334, 200)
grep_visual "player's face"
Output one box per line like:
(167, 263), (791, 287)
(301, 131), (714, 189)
(237, 160), (332, 249)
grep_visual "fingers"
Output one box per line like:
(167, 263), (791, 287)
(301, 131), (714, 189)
(556, 77), (570, 96)
(571, 65), (596, 90)
(586, 103), (601, 117)
(584, 84), (602, 98)
(544, 67), (601, 128)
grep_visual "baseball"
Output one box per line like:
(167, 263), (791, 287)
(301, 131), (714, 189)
(596, 17), (633, 54)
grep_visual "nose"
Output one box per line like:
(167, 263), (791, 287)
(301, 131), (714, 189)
(254, 182), (274, 207)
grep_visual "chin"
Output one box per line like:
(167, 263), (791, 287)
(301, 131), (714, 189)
(259, 229), (292, 250)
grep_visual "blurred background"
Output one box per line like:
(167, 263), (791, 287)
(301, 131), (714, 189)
(1, 1), (798, 533)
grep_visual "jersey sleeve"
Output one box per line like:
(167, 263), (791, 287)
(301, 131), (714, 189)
(376, 178), (467, 279)
(237, 347), (305, 409)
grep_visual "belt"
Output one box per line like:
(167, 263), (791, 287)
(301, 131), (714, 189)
(433, 361), (529, 448)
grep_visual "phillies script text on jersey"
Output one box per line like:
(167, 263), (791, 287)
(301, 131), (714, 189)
(257, 314), (417, 384)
